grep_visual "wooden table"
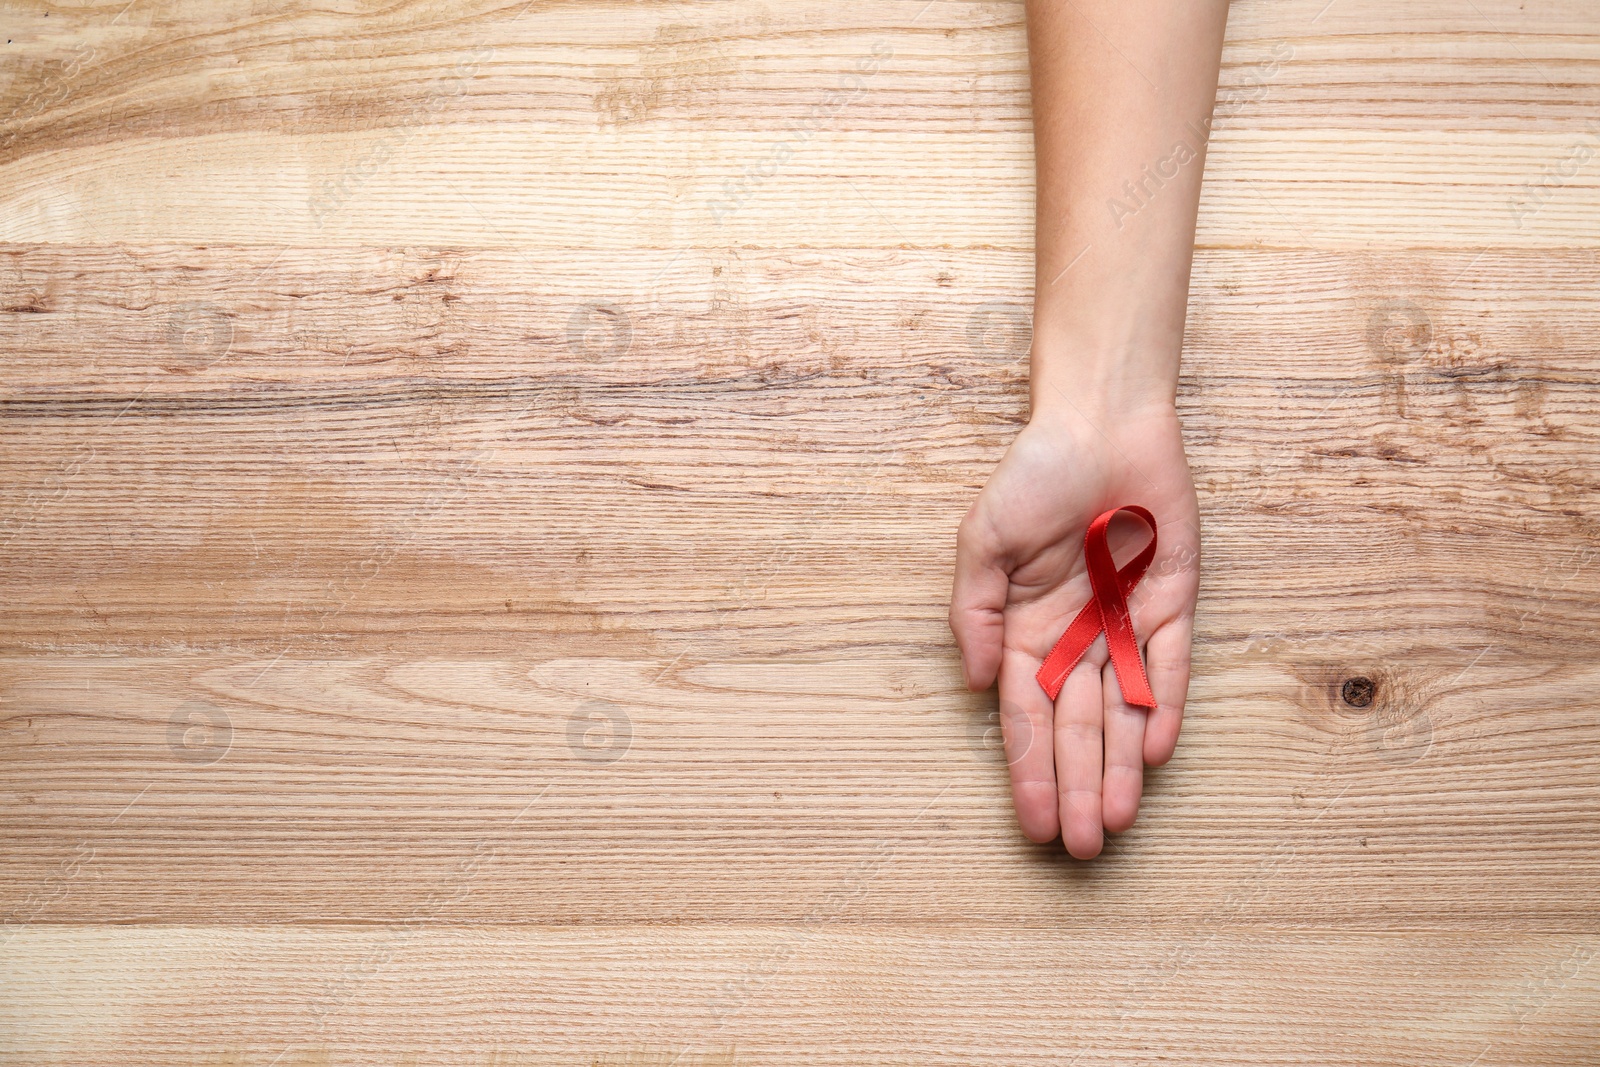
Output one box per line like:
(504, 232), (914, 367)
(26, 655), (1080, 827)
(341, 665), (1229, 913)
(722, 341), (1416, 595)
(3, 1), (1598, 1062)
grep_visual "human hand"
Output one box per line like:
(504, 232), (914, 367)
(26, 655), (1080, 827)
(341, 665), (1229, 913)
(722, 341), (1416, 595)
(950, 398), (1200, 857)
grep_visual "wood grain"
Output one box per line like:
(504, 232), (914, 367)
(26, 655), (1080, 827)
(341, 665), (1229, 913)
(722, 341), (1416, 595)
(3, 0), (1599, 1063)
(4, 928), (1598, 1065)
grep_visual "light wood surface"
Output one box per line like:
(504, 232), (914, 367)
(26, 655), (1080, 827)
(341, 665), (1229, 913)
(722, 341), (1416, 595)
(3, 1), (1598, 1063)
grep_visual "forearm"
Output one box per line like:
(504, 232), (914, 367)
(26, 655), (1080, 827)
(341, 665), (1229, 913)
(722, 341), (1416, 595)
(1026, 0), (1230, 416)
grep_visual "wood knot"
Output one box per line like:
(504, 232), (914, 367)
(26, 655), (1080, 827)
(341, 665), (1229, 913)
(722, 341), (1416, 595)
(1341, 675), (1376, 708)
(1289, 664), (1436, 767)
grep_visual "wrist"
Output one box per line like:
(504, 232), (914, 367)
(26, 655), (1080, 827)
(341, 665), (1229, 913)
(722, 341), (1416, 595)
(1027, 335), (1181, 426)
(1028, 385), (1177, 432)
(1026, 222), (1196, 426)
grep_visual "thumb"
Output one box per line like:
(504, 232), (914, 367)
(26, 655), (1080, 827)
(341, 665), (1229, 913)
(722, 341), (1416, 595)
(950, 509), (1008, 691)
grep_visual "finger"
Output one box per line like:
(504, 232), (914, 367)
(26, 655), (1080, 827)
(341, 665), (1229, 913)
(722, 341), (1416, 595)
(997, 646), (1059, 843)
(1100, 663), (1146, 834)
(950, 510), (1008, 690)
(1142, 613), (1194, 767)
(1055, 653), (1105, 859)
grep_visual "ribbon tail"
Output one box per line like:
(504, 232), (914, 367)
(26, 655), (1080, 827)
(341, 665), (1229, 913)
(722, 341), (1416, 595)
(1035, 598), (1104, 701)
(1085, 531), (1157, 710)
(1099, 594), (1157, 709)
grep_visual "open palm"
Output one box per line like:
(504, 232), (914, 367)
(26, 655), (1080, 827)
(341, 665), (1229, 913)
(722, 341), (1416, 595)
(951, 401), (1200, 857)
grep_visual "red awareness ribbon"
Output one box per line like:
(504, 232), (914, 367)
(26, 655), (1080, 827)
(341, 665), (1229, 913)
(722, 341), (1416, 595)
(1035, 505), (1159, 708)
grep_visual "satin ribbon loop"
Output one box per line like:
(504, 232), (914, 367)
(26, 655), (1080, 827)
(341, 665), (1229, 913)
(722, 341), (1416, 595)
(1035, 505), (1159, 709)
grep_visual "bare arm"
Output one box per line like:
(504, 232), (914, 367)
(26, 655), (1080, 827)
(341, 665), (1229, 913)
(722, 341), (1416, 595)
(1028, 0), (1230, 414)
(951, 1), (1228, 857)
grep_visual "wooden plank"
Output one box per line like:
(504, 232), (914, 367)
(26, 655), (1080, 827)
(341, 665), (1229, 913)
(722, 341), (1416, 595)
(2, 928), (1597, 1066)
(2, 651), (1599, 927)
(2, 246), (1597, 653)
(3, 3), (1599, 249)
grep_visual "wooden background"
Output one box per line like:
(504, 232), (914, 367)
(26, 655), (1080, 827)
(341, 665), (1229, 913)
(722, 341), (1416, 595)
(3, 0), (1599, 1062)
